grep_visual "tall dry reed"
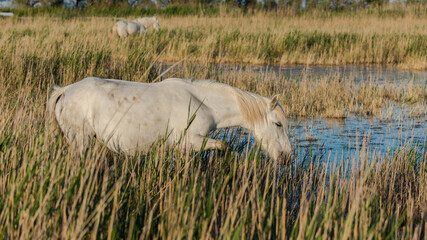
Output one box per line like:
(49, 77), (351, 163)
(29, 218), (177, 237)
(0, 11), (425, 239)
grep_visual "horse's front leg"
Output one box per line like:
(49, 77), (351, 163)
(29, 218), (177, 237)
(187, 135), (230, 151)
(203, 138), (230, 151)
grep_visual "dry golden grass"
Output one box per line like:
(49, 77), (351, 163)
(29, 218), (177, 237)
(1, 16), (426, 118)
(1, 10), (427, 68)
(0, 98), (425, 238)
(0, 11), (426, 239)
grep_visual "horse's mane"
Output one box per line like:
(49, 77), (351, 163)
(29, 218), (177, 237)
(191, 79), (268, 127)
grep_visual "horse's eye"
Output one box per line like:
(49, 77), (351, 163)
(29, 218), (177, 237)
(275, 122), (282, 127)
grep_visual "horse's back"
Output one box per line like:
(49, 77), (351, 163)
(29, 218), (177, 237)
(71, 77), (147, 91)
(124, 21), (141, 34)
(113, 21), (145, 37)
(53, 77), (218, 153)
(58, 77), (149, 115)
(68, 77), (192, 100)
(62, 77), (209, 112)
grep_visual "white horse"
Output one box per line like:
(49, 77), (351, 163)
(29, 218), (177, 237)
(48, 77), (292, 161)
(111, 21), (147, 38)
(133, 17), (160, 30)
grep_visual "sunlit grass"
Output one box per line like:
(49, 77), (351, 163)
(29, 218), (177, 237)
(0, 18), (425, 118)
(1, 8), (427, 68)
(0, 107), (425, 238)
(0, 47), (425, 238)
(0, 9), (426, 239)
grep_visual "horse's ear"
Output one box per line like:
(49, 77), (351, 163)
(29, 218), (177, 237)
(270, 94), (280, 110)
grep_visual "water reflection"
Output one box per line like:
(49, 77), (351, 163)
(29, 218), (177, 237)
(290, 116), (426, 163)
(173, 63), (427, 163)
(159, 63), (427, 84)
(236, 64), (427, 84)
(213, 116), (426, 164)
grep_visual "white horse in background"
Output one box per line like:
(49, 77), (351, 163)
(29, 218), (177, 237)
(111, 21), (147, 38)
(48, 78), (292, 161)
(133, 17), (160, 30)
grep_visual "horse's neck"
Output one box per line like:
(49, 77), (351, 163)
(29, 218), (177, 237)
(214, 102), (247, 129)
(193, 87), (249, 130)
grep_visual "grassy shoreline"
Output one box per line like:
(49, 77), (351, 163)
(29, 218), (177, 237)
(0, 15), (426, 119)
(1, 7), (427, 69)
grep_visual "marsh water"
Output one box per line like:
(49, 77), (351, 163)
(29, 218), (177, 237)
(289, 116), (425, 163)
(160, 64), (426, 163)
(221, 64), (427, 84)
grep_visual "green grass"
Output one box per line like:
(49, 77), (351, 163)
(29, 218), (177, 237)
(155, 29), (427, 65)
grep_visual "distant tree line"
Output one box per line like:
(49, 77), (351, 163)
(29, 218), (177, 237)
(8, 0), (426, 12)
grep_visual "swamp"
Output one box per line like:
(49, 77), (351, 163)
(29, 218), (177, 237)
(0, 5), (426, 239)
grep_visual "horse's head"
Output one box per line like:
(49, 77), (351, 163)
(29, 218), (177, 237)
(253, 95), (292, 164)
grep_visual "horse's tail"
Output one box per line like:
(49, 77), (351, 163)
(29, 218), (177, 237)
(48, 85), (66, 121)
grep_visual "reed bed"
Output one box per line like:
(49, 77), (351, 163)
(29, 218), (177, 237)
(0, 10), (426, 239)
(1, 8), (427, 69)
(0, 17), (425, 118)
(0, 90), (426, 238)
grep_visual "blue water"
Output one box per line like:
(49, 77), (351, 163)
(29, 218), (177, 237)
(161, 63), (426, 162)
(160, 63), (427, 85)
(234, 64), (427, 84)
(213, 115), (426, 164)
(289, 116), (426, 163)
(203, 64), (426, 163)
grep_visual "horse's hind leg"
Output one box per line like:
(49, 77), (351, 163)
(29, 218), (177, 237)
(54, 93), (96, 155)
(62, 121), (96, 155)
(57, 118), (95, 155)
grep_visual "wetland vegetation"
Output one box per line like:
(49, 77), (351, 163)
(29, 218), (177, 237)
(0, 5), (426, 239)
